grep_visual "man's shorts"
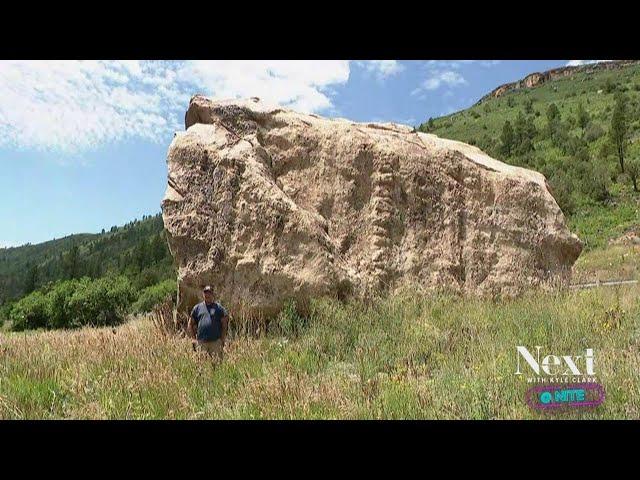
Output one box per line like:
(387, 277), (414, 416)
(196, 339), (223, 362)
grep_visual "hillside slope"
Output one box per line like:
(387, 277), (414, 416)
(419, 61), (640, 251)
(0, 213), (174, 305)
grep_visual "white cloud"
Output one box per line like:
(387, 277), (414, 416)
(179, 60), (350, 113)
(421, 70), (467, 90)
(566, 60), (611, 66)
(423, 60), (501, 69)
(411, 63), (471, 101)
(358, 60), (405, 79)
(479, 60), (501, 67)
(0, 60), (351, 154)
(0, 61), (183, 153)
(394, 117), (416, 126)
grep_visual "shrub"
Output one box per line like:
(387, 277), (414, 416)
(564, 136), (586, 157)
(551, 123), (570, 152)
(548, 171), (576, 215)
(578, 162), (611, 202)
(626, 158), (640, 192)
(9, 276), (136, 331)
(0, 301), (13, 327)
(66, 276), (134, 327)
(9, 291), (49, 331)
(46, 279), (80, 329)
(133, 267), (161, 291)
(130, 279), (176, 315)
(524, 98), (534, 114)
(604, 79), (616, 94)
(584, 122), (605, 143)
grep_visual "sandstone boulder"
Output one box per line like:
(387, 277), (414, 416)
(162, 95), (582, 319)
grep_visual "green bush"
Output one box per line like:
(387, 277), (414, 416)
(579, 162), (611, 202)
(9, 291), (49, 331)
(66, 276), (134, 327)
(0, 301), (13, 327)
(548, 171), (576, 215)
(130, 279), (176, 314)
(9, 275), (134, 331)
(584, 122), (605, 142)
(46, 279), (79, 329)
(604, 79), (616, 94)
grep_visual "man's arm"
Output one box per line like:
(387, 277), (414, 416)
(187, 308), (197, 339)
(187, 317), (196, 339)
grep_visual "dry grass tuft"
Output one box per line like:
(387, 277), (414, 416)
(150, 297), (188, 338)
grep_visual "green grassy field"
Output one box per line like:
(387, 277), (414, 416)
(1, 268), (638, 419)
(572, 243), (639, 284)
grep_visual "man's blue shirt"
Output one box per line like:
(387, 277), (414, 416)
(190, 301), (227, 342)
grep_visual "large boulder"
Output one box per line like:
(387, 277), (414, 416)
(162, 95), (582, 319)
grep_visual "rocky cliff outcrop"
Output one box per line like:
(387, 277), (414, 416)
(477, 60), (640, 103)
(162, 96), (583, 319)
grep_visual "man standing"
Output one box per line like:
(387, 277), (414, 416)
(188, 286), (229, 362)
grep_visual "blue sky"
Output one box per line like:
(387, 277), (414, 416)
(0, 60), (598, 247)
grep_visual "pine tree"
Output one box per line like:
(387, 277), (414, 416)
(24, 264), (38, 294)
(513, 111), (536, 154)
(610, 93), (629, 173)
(546, 103), (560, 121)
(544, 103), (563, 143)
(151, 234), (167, 263)
(577, 102), (590, 133)
(627, 158), (640, 192)
(524, 98), (534, 115)
(63, 245), (81, 279)
(500, 121), (515, 156)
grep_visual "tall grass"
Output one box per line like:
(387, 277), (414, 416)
(1, 284), (638, 419)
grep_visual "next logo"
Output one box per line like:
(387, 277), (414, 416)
(515, 346), (595, 376)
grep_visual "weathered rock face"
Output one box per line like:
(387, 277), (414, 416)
(162, 95), (582, 318)
(477, 60), (640, 103)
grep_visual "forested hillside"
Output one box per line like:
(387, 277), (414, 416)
(0, 213), (176, 329)
(419, 62), (640, 251)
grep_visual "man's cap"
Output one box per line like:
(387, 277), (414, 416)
(203, 285), (213, 293)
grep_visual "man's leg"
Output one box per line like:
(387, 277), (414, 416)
(211, 339), (223, 363)
(196, 340), (223, 363)
(196, 341), (213, 356)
